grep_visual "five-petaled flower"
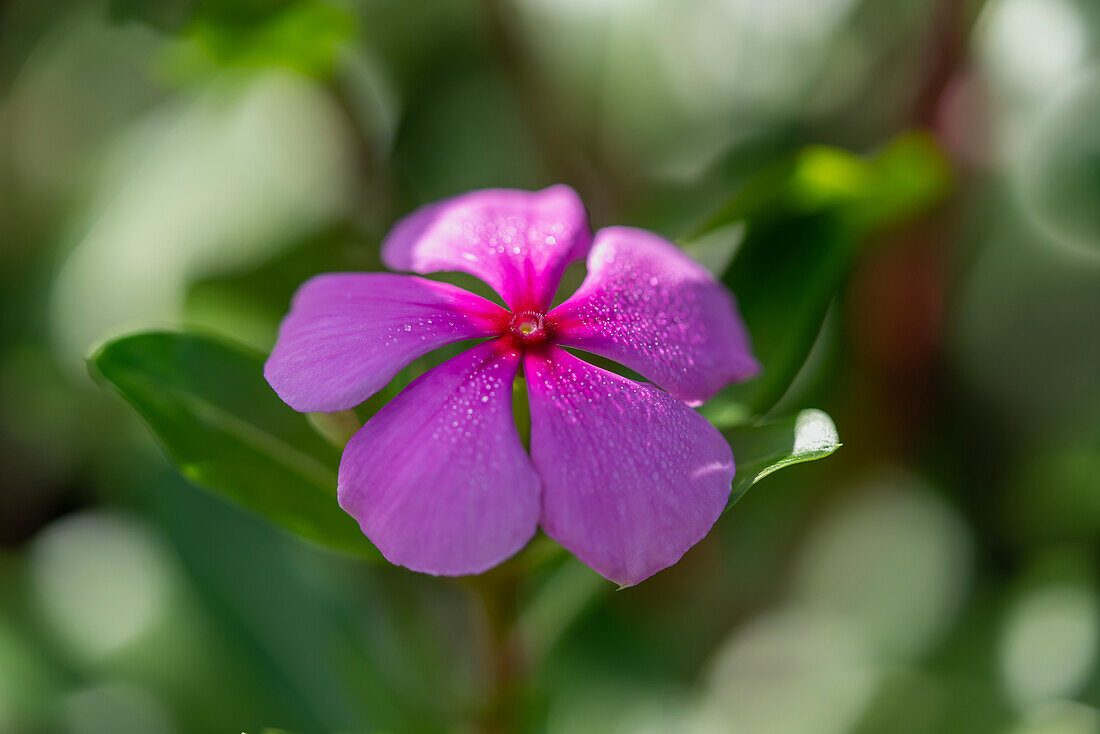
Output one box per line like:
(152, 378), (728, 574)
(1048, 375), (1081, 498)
(265, 186), (758, 586)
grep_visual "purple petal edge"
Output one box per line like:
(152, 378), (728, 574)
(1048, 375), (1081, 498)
(525, 346), (734, 587)
(265, 273), (506, 413)
(382, 185), (592, 312)
(550, 226), (759, 406)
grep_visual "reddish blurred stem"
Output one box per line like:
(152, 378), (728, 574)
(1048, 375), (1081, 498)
(910, 0), (977, 126)
(470, 567), (527, 734)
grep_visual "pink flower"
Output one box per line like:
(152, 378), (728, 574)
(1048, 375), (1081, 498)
(265, 186), (758, 586)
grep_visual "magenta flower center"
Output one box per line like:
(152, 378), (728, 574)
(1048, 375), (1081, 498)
(506, 310), (553, 348)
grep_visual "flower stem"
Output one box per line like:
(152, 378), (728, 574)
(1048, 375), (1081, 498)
(469, 566), (527, 734)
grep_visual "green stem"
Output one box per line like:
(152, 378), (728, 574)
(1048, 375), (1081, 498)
(513, 376), (531, 451)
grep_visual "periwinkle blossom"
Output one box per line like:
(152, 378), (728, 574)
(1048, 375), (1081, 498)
(265, 186), (758, 586)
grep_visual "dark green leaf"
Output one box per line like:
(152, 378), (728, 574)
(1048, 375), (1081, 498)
(694, 134), (950, 421)
(88, 330), (378, 558)
(109, 0), (298, 34)
(109, 0), (199, 32)
(725, 408), (841, 508)
(718, 206), (853, 416)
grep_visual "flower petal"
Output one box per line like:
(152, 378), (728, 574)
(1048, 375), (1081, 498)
(339, 340), (540, 576)
(265, 273), (506, 413)
(382, 185), (592, 311)
(550, 226), (758, 406)
(525, 347), (734, 586)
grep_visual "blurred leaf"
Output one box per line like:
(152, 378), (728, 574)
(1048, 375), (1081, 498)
(159, 0), (356, 78)
(51, 70), (354, 368)
(516, 556), (605, 661)
(88, 331), (378, 558)
(109, 0), (298, 33)
(109, 0), (199, 32)
(393, 71), (543, 201)
(788, 134), (950, 230)
(694, 133), (950, 420)
(1004, 443), (1100, 546)
(184, 226), (380, 351)
(724, 408), (841, 509)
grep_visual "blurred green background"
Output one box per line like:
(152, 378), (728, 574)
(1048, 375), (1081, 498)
(2, 0), (1100, 732)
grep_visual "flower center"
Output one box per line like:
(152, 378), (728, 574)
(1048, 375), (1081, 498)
(508, 311), (552, 347)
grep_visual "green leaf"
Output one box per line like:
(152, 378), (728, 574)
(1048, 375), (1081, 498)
(725, 408), (841, 508)
(151, 0), (357, 79)
(694, 133), (950, 421)
(109, 0), (298, 34)
(109, 0), (199, 32)
(88, 331), (379, 558)
(716, 205), (853, 417)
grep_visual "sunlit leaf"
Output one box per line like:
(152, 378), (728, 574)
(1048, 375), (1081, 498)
(136, 0), (357, 78)
(725, 408), (841, 509)
(88, 331), (378, 558)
